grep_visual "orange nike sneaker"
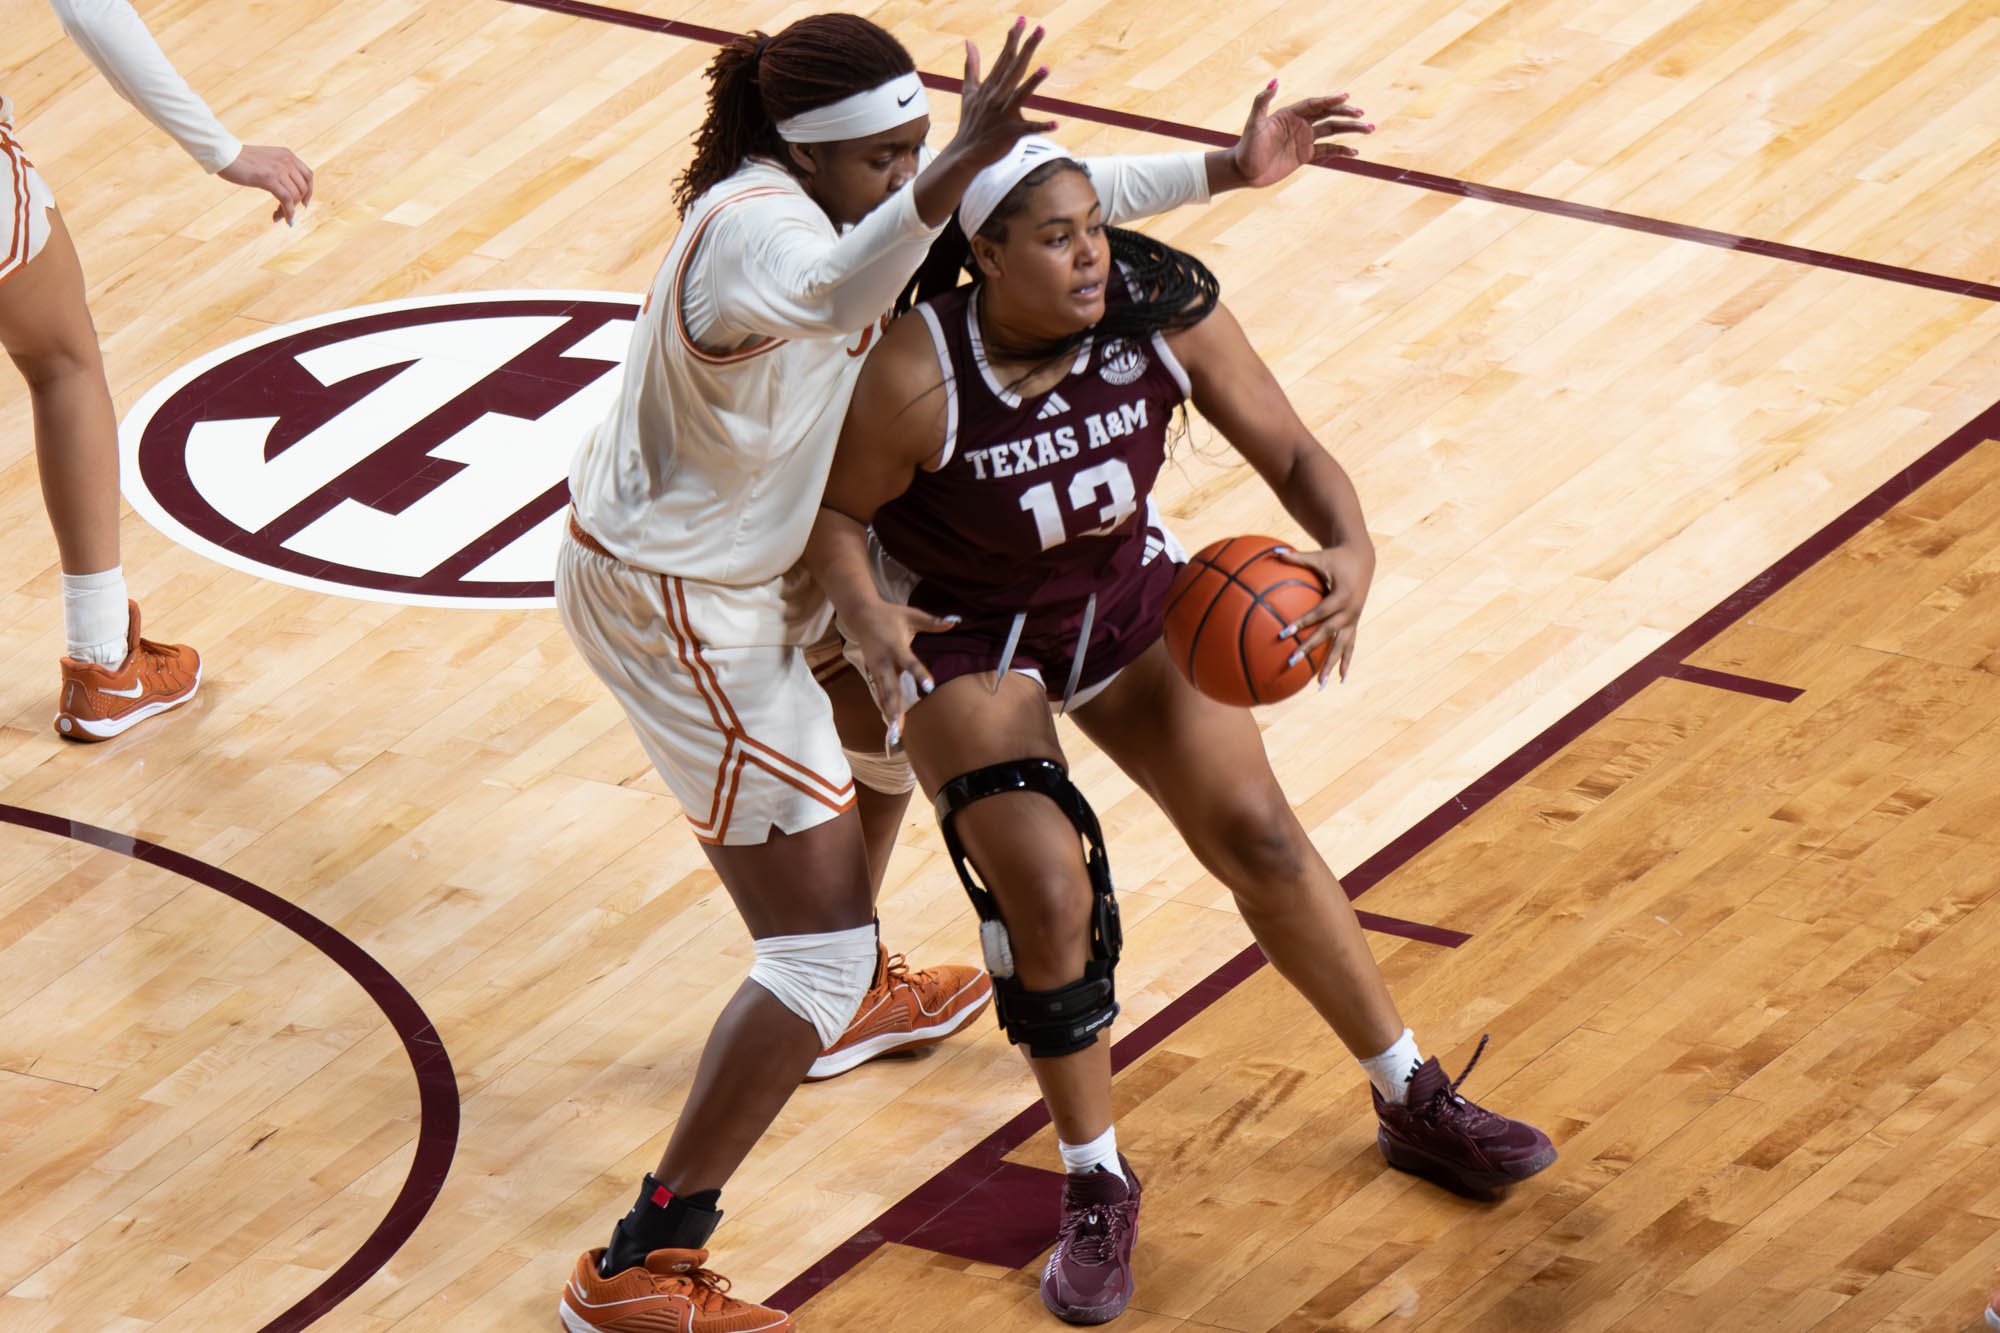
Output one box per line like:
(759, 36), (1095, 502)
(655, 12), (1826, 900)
(54, 601), (200, 742)
(560, 1248), (792, 1333)
(805, 945), (992, 1082)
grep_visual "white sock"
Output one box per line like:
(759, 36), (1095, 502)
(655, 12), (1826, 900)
(62, 568), (128, 666)
(1057, 1125), (1124, 1182)
(1359, 1028), (1424, 1105)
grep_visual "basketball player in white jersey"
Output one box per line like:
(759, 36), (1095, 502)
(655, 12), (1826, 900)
(2, 0), (311, 740)
(556, 14), (1372, 1329)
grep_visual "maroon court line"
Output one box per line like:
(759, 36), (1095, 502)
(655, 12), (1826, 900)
(1357, 909), (1471, 947)
(499, 0), (2000, 305)
(1343, 394), (2000, 898)
(0, 805), (460, 1333)
(769, 400), (2000, 1310)
(1664, 662), (1805, 702)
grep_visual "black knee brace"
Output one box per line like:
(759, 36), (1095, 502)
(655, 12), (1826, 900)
(934, 758), (1123, 1059)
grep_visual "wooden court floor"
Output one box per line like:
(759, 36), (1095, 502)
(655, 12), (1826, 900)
(2, 1), (1998, 1329)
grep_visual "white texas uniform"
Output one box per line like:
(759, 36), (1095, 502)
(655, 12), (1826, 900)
(4, 0), (243, 284)
(560, 149), (1209, 845)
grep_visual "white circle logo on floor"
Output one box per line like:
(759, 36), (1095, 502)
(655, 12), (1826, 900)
(120, 291), (640, 608)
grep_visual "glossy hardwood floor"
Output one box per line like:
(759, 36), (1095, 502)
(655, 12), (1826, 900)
(1, 1), (1997, 1329)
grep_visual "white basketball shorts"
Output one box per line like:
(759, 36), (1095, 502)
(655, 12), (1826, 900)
(556, 521), (855, 846)
(0, 105), (57, 288)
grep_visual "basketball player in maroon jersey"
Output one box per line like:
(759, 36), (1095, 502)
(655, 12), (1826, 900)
(806, 139), (1556, 1324)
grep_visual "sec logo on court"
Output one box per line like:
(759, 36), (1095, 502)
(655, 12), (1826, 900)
(120, 291), (641, 608)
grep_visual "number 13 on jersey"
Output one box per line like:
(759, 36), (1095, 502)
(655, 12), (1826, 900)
(1018, 458), (1138, 550)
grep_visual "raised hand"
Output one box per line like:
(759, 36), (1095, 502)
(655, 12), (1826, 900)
(1223, 83), (1373, 189)
(913, 17), (1059, 225)
(218, 144), (314, 225)
(947, 17), (1056, 169)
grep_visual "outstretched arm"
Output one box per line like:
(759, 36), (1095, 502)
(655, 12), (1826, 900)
(1084, 83), (1372, 225)
(806, 314), (957, 740)
(1169, 302), (1375, 683)
(50, 0), (313, 222)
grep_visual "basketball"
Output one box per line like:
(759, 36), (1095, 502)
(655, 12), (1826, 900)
(1163, 535), (1329, 706)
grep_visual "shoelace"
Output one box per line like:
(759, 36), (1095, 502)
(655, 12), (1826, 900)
(1060, 1204), (1120, 1264)
(1057, 1180), (1134, 1265)
(1426, 1034), (1512, 1132)
(663, 1262), (736, 1311)
(1445, 1034), (1489, 1097)
(882, 953), (935, 991)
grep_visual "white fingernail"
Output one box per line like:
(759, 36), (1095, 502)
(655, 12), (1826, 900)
(1279, 621), (1299, 638)
(1286, 649), (1304, 668)
(886, 719), (900, 747)
(919, 677), (934, 695)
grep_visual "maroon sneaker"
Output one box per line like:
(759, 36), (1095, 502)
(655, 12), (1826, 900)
(1373, 1035), (1555, 1197)
(1040, 1156), (1141, 1324)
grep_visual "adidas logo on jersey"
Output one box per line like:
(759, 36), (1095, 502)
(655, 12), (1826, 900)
(1035, 392), (1071, 421)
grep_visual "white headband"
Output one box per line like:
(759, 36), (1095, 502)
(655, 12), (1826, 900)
(775, 72), (930, 143)
(958, 136), (1080, 238)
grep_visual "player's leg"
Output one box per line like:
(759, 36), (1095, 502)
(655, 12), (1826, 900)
(805, 654), (993, 1081)
(0, 189), (199, 740)
(900, 672), (1139, 1323)
(561, 816), (874, 1333)
(1074, 641), (1555, 1195)
(556, 547), (877, 1331)
(0, 206), (119, 574)
(819, 657), (910, 892)
(657, 814), (878, 1192)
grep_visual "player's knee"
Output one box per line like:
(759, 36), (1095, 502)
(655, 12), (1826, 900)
(1204, 795), (1314, 897)
(933, 758), (1124, 1059)
(746, 923), (879, 1046)
(7, 333), (100, 393)
(992, 872), (1095, 965)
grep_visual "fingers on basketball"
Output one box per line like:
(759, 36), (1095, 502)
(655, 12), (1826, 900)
(1163, 535), (1328, 707)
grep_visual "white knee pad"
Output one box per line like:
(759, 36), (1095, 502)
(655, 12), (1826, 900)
(747, 924), (879, 1046)
(844, 745), (917, 795)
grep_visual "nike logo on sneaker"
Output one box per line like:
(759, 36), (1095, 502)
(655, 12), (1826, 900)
(102, 684), (148, 699)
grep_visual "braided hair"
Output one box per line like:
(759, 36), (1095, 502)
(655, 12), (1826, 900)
(674, 14), (916, 217)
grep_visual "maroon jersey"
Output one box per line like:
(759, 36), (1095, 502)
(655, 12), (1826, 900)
(871, 273), (1190, 697)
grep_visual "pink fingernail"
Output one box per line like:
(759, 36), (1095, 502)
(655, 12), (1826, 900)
(1037, 65), (1048, 76)
(1365, 123), (1376, 131)
(1266, 79), (1277, 90)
